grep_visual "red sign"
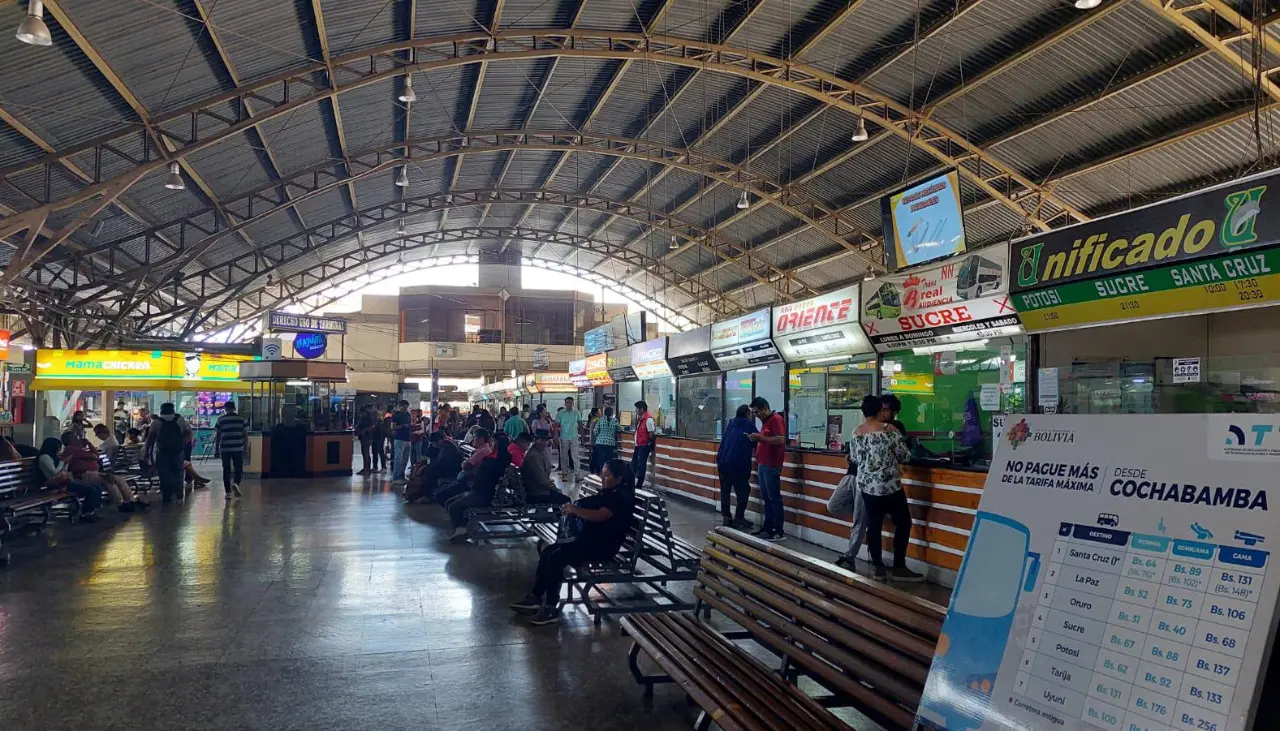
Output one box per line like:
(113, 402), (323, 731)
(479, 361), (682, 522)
(0, 329), (9, 359)
(897, 305), (975, 332)
(772, 285), (858, 334)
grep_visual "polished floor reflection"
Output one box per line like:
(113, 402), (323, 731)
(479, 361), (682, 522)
(0, 474), (711, 730)
(0, 471), (948, 730)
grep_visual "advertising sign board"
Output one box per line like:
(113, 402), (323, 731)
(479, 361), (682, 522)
(709, 309), (780, 370)
(1011, 170), (1277, 294)
(770, 285), (872, 363)
(266, 311), (348, 334)
(861, 245), (1023, 351)
(917, 414), (1280, 731)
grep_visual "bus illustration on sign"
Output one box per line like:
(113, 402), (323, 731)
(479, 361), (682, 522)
(917, 512), (1039, 730)
(955, 255), (1002, 300)
(864, 282), (903, 319)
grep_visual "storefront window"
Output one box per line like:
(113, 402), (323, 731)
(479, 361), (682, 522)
(724, 370), (753, 427)
(882, 337), (1027, 467)
(787, 357), (876, 449)
(676, 374), (721, 439)
(616, 381), (641, 426)
(642, 377), (676, 434)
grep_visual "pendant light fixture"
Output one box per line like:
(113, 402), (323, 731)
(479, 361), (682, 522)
(397, 218), (407, 235)
(16, 1), (51, 47)
(164, 161), (185, 190)
(1074, 0), (1101, 8)
(736, 190), (750, 210)
(669, 234), (679, 250)
(851, 117), (869, 142)
(395, 166), (409, 187)
(398, 75), (416, 103)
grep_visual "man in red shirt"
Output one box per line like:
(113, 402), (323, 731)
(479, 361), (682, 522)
(748, 397), (787, 542)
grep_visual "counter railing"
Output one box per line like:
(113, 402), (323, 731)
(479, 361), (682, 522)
(605, 431), (982, 585)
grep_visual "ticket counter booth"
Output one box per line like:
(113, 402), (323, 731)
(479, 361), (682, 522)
(238, 359), (353, 479)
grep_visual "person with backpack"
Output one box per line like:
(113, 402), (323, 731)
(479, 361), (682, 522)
(146, 402), (193, 504)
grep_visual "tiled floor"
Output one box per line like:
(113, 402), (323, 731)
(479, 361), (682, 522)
(0, 468), (947, 730)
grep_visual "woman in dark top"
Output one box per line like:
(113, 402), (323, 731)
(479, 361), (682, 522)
(716, 404), (758, 530)
(510, 458), (636, 625)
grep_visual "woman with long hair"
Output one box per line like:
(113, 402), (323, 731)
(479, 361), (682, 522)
(510, 458), (637, 625)
(849, 395), (921, 583)
(36, 437), (104, 521)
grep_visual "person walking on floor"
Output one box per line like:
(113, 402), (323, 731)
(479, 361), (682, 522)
(355, 405), (376, 475)
(716, 404), (757, 530)
(555, 397), (583, 483)
(391, 400), (413, 485)
(215, 401), (247, 500)
(590, 406), (620, 474)
(849, 394), (922, 583)
(747, 397), (787, 542)
(146, 402), (192, 504)
(631, 400), (656, 489)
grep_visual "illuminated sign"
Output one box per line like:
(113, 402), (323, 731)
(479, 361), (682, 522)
(710, 309), (779, 370)
(606, 347), (636, 382)
(630, 338), (671, 380)
(772, 286), (859, 335)
(567, 359), (591, 388)
(293, 332), (328, 359)
(35, 350), (254, 381)
(585, 353), (613, 386)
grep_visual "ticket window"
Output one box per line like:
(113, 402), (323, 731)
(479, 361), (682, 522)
(641, 376), (675, 434)
(616, 381), (641, 426)
(786, 357), (877, 449)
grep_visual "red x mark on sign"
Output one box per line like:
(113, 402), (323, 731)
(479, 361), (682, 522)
(864, 321), (878, 335)
(995, 296), (1012, 313)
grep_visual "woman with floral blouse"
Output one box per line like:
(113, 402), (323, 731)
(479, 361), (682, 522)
(850, 394), (923, 583)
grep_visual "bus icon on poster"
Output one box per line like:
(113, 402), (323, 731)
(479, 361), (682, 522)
(917, 512), (1040, 730)
(1096, 513), (1119, 527)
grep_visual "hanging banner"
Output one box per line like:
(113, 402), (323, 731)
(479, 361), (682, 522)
(631, 337), (672, 380)
(666, 325), (718, 376)
(709, 308), (781, 371)
(266, 311), (348, 334)
(861, 245), (1023, 351)
(1012, 170), (1277, 294)
(1014, 246), (1280, 332)
(567, 359), (590, 388)
(770, 285), (872, 363)
(606, 346), (636, 382)
(917, 414), (1280, 731)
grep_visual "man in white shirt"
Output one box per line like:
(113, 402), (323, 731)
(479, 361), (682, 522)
(112, 401), (130, 441)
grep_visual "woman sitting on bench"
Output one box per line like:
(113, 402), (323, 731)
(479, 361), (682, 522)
(36, 437), (103, 522)
(510, 457), (636, 626)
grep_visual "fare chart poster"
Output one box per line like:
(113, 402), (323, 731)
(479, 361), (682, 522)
(917, 414), (1280, 731)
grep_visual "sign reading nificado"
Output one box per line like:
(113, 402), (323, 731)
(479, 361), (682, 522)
(1013, 246), (1280, 332)
(916, 414), (1280, 731)
(861, 245), (1023, 351)
(1012, 171), (1277, 294)
(266, 310), (348, 334)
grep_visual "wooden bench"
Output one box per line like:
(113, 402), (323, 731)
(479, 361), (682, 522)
(621, 527), (945, 730)
(580, 475), (701, 579)
(0, 458), (78, 563)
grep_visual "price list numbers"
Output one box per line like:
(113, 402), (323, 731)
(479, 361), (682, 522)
(1013, 523), (1268, 731)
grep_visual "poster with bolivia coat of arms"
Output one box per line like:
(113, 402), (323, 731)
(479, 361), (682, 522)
(860, 244), (1024, 352)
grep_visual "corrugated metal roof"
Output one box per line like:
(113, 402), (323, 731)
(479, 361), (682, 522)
(575, 0), (663, 32)
(501, 0), (581, 29)
(589, 61), (694, 138)
(639, 71), (750, 148)
(255, 101), (341, 177)
(470, 60), (553, 130)
(697, 84), (819, 166)
(318, 0), (399, 53)
(335, 75), (399, 153)
(654, 0), (736, 43)
(795, 0), (953, 79)
(205, 0), (320, 84)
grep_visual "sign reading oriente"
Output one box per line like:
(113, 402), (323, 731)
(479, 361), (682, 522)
(1011, 171), (1275, 293)
(1014, 247), (1280, 332)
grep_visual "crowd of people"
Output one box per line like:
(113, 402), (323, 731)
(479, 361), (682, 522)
(3, 400), (251, 524)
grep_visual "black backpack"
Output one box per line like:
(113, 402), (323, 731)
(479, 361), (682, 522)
(157, 418), (185, 453)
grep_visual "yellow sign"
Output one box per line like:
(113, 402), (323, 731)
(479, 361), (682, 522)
(35, 350), (255, 381)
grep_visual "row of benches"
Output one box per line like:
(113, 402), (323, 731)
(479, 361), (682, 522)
(441, 440), (949, 729)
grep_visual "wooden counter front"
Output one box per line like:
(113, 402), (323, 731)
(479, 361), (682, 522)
(616, 433), (982, 583)
(305, 432), (353, 477)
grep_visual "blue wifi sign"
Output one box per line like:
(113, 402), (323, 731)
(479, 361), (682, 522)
(294, 332), (328, 359)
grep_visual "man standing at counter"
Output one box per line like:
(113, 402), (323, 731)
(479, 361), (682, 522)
(632, 400), (656, 489)
(555, 397), (582, 483)
(748, 397), (787, 542)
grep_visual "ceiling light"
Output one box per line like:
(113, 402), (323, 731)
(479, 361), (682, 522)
(397, 218), (407, 235)
(266, 273), (275, 286)
(395, 166), (409, 187)
(398, 76), (416, 103)
(1074, 0), (1101, 8)
(862, 265), (876, 282)
(736, 191), (750, 210)
(164, 161), (185, 190)
(16, 1), (51, 47)
(669, 235), (679, 250)
(90, 220), (105, 237)
(851, 117), (869, 142)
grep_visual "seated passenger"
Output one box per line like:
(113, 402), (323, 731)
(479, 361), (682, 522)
(447, 433), (511, 543)
(434, 429), (492, 506)
(510, 458), (637, 625)
(404, 432), (464, 503)
(76, 427), (148, 513)
(37, 437), (103, 522)
(519, 431), (568, 506)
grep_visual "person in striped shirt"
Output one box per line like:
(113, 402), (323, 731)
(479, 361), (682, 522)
(214, 401), (247, 499)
